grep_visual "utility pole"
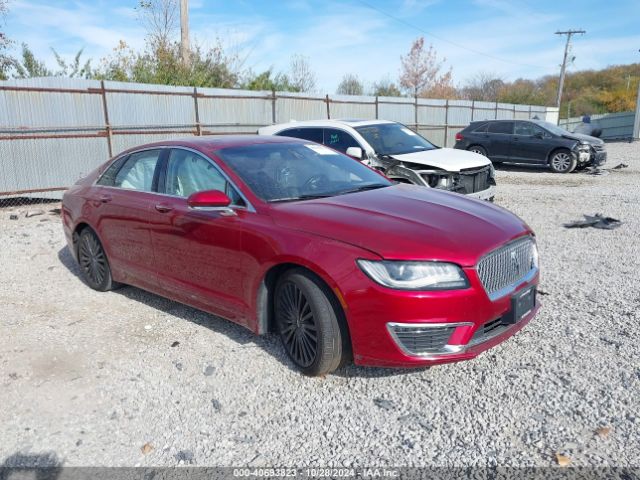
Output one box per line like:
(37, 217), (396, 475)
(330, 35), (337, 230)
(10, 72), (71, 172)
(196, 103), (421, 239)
(180, 0), (190, 66)
(555, 29), (585, 111)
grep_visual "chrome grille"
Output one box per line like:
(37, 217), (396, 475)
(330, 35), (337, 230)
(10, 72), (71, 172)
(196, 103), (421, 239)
(477, 236), (535, 299)
(388, 324), (456, 355)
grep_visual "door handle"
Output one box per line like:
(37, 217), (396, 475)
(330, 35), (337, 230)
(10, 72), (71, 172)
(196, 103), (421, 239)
(155, 203), (173, 213)
(99, 194), (112, 203)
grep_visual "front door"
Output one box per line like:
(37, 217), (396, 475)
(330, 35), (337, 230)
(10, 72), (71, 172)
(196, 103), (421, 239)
(148, 148), (251, 323)
(511, 121), (551, 163)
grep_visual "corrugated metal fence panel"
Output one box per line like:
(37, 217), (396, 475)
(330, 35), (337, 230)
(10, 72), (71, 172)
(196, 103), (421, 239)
(417, 98), (447, 126)
(496, 103), (515, 120)
(276, 93), (327, 122)
(417, 126), (445, 146)
(198, 87), (272, 128)
(0, 137), (109, 193)
(377, 97), (414, 124)
(514, 104), (531, 120)
(447, 100), (473, 127)
(559, 111), (635, 139)
(0, 83), (104, 132)
(328, 94), (376, 119)
(472, 101), (498, 121)
(104, 81), (195, 128)
(111, 132), (196, 156)
(530, 106), (547, 120)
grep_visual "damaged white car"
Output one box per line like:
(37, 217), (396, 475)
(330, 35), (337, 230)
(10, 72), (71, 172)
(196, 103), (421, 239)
(258, 119), (496, 201)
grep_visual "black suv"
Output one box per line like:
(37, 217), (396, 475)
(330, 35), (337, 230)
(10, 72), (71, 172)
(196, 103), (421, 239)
(454, 119), (606, 173)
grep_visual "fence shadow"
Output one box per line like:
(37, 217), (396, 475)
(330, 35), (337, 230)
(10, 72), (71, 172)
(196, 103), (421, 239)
(57, 245), (418, 378)
(0, 451), (62, 480)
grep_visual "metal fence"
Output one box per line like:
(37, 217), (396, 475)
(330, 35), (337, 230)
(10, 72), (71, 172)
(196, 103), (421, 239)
(0, 77), (559, 204)
(559, 111), (636, 141)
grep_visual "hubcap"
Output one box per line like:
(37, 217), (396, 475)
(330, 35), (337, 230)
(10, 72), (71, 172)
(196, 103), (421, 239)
(277, 282), (317, 367)
(552, 152), (571, 171)
(78, 233), (107, 286)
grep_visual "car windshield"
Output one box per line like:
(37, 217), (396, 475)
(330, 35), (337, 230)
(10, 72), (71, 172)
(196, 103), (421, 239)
(216, 142), (392, 202)
(534, 121), (569, 136)
(355, 123), (437, 156)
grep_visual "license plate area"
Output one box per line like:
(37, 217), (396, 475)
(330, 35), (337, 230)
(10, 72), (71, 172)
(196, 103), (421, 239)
(503, 286), (536, 325)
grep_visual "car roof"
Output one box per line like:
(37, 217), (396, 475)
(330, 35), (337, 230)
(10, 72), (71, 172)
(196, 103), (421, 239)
(118, 135), (309, 156)
(263, 119), (395, 130)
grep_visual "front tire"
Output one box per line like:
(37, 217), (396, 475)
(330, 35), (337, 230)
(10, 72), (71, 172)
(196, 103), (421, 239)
(77, 228), (118, 291)
(549, 149), (577, 173)
(275, 270), (345, 376)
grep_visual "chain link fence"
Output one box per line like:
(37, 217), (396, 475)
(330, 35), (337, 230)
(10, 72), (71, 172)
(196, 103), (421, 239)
(0, 77), (558, 211)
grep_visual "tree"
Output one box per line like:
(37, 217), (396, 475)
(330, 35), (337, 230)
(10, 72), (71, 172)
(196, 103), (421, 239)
(371, 76), (402, 97)
(289, 54), (316, 92)
(242, 69), (296, 91)
(399, 37), (453, 99)
(0, 0), (13, 79)
(461, 72), (505, 102)
(13, 44), (51, 78)
(336, 74), (364, 95)
(137, 0), (178, 50)
(52, 48), (92, 78)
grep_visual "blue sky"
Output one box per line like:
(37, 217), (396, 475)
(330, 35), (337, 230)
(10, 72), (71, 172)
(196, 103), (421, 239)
(4, 0), (640, 91)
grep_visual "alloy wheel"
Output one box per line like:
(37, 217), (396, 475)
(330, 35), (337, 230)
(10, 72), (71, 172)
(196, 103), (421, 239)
(78, 232), (108, 287)
(277, 281), (318, 367)
(551, 152), (572, 172)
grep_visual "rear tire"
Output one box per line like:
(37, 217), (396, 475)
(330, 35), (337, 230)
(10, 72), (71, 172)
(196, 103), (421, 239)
(549, 149), (577, 173)
(274, 269), (345, 376)
(468, 145), (487, 157)
(77, 228), (119, 291)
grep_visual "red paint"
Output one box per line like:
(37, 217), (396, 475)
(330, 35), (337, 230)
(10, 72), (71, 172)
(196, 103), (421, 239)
(62, 136), (539, 368)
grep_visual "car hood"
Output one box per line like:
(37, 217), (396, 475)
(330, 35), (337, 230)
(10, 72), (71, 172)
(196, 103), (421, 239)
(269, 185), (530, 266)
(389, 148), (491, 172)
(561, 132), (604, 145)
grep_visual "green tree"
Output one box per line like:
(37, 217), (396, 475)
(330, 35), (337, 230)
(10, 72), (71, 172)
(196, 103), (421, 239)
(371, 77), (402, 97)
(336, 74), (364, 95)
(13, 44), (52, 78)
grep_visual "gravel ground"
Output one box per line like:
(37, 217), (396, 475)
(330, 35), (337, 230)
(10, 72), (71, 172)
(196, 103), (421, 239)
(1, 142), (639, 468)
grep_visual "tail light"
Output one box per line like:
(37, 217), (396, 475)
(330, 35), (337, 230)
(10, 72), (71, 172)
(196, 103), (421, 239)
(455, 132), (463, 142)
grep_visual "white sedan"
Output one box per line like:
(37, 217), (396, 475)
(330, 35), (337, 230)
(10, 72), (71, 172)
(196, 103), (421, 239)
(258, 119), (496, 201)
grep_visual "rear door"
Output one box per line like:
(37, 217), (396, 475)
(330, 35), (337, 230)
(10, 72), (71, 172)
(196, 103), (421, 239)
(148, 148), (251, 323)
(322, 128), (363, 157)
(94, 148), (165, 290)
(511, 121), (551, 163)
(486, 121), (514, 160)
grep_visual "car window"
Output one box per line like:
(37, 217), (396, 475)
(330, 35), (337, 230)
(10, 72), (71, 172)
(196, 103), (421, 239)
(488, 122), (514, 135)
(276, 128), (323, 144)
(97, 155), (129, 186)
(515, 122), (545, 136)
(472, 123), (488, 133)
(113, 150), (161, 192)
(164, 149), (244, 205)
(217, 142), (391, 202)
(354, 123), (436, 155)
(323, 128), (360, 154)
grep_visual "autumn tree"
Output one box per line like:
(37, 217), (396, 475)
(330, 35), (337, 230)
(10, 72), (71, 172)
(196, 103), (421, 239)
(289, 54), (316, 92)
(461, 72), (505, 102)
(399, 37), (453, 99)
(0, 0), (13, 79)
(336, 74), (364, 95)
(371, 76), (402, 97)
(137, 0), (178, 51)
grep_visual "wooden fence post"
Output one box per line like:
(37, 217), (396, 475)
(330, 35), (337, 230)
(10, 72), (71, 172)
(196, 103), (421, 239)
(100, 80), (113, 157)
(193, 87), (202, 136)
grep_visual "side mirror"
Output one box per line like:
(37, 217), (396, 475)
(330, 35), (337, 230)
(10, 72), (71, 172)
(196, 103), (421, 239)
(345, 146), (364, 160)
(187, 189), (232, 210)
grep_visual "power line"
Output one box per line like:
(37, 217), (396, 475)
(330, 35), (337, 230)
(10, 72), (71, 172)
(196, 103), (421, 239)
(354, 0), (552, 70)
(554, 29), (586, 109)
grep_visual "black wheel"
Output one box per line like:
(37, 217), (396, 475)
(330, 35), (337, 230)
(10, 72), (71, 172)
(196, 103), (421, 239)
(468, 145), (487, 157)
(275, 269), (346, 375)
(549, 149), (577, 173)
(77, 228), (118, 291)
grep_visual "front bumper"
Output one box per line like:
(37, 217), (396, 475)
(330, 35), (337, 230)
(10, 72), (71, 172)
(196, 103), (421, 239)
(465, 185), (495, 201)
(342, 264), (539, 368)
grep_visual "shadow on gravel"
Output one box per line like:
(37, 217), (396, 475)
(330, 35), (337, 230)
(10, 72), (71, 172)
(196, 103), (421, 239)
(493, 163), (550, 173)
(57, 246), (423, 378)
(0, 451), (62, 480)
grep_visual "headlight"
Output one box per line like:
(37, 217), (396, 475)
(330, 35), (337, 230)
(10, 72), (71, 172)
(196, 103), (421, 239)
(531, 241), (539, 269)
(357, 260), (469, 290)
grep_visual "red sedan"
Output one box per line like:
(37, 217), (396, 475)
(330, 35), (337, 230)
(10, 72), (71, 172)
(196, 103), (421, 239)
(62, 136), (540, 375)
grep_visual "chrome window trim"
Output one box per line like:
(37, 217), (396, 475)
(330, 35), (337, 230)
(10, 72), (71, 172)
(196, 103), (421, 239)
(93, 145), (256, 213)
(386, 321), (473, 358)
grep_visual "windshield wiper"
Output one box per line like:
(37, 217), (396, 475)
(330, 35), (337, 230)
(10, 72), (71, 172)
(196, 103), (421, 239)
(337, 184), (389, 196)
(269, 193), (335, 203)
